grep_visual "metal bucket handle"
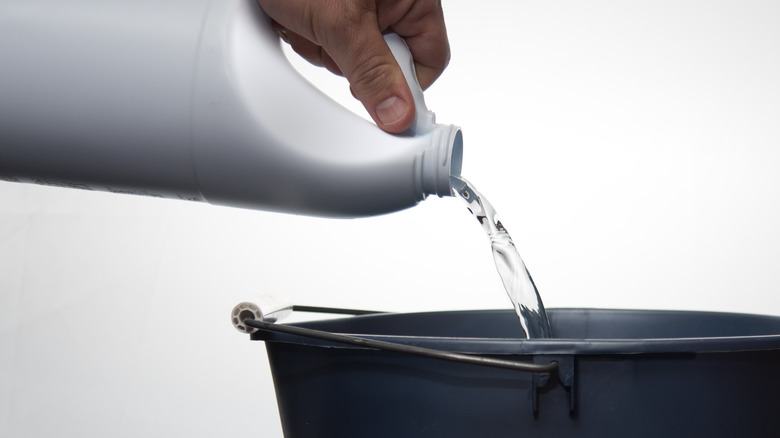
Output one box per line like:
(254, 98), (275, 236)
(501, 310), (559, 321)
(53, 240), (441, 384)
(242, 305), (559, 374)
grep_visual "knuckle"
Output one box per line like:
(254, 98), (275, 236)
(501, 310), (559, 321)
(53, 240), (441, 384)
(311, 0), (375, 47)
(348, 54), (397, 100)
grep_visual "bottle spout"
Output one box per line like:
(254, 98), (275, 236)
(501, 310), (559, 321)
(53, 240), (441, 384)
(420, 124), (463, 198)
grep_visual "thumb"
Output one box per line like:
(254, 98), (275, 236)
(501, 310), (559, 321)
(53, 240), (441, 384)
(331, 30), (415, 134)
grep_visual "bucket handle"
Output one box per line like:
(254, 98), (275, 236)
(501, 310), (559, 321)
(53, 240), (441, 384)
(242, 306), (559, 374)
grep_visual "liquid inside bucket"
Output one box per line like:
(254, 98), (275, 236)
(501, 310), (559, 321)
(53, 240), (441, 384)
(253, 308), (780, 438)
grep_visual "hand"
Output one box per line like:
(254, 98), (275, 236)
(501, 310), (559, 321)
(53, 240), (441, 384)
(257, 0), (450, 134)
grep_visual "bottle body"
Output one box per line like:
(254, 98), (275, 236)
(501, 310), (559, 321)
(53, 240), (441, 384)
(0, 0), (461, 217)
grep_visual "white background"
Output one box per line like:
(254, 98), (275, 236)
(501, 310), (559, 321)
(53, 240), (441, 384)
(2, 0), (780, 436)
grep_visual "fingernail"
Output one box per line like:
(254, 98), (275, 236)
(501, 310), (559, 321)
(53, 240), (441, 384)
(375, 96), (407, 127)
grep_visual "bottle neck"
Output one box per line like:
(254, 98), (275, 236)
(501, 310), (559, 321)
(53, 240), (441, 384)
(419, 124), (463, 198)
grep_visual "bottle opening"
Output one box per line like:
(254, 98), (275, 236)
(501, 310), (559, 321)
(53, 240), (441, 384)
(450, 129), (463, 178)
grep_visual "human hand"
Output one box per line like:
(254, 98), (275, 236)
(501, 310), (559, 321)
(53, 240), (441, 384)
(257, 0), (450, 134)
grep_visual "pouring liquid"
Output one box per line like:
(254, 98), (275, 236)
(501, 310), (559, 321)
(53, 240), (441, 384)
(450, 176), (552, 338)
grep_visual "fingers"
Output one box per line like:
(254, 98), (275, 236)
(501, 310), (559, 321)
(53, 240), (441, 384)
(271, 20), (343, 76)
(377, 0), (450, 90)
(257, 0), (450, 134)
(321, 13), (415, 133)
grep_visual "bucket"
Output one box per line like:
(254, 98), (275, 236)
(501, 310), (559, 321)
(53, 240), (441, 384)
(247, 308), (780, 437)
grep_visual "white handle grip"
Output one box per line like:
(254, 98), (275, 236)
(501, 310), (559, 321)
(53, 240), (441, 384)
(384, 33), (436, 135)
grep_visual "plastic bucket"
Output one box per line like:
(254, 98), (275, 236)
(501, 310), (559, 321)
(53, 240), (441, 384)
(250, 308), (780, 437)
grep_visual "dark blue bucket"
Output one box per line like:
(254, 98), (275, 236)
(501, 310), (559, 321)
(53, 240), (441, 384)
(249, 308), (780, 437)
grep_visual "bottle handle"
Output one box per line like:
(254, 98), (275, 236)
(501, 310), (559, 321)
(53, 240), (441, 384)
(384, 33), (436, 136)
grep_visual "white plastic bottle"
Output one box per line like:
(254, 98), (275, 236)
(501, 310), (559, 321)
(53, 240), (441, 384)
(0, 0), (462, 217)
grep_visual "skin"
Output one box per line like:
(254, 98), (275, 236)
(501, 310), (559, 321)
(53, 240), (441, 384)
(257, 0), (450, 134)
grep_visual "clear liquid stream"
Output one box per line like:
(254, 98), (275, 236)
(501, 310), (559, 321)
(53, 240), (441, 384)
(450, 175), (552, 338)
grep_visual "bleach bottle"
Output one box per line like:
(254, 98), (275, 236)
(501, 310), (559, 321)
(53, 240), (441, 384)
(0, 0), (462, 217)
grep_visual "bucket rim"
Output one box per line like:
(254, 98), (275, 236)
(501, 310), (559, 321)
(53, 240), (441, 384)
(251, 308), (780, 356)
